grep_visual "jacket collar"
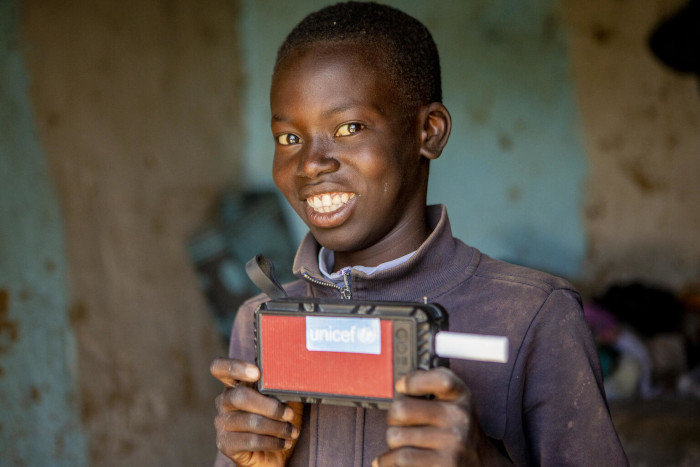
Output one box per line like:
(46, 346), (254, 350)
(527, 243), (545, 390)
(292, 205), (479, 301)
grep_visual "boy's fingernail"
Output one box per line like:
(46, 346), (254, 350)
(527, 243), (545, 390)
(395, 377), (406, 393)
(283, 407), (294, 421)
(245, 366), (259, 379)
(284, 439), (293, 449)
(291, 426), (300, 439)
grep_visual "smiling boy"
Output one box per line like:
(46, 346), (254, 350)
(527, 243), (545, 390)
(210, 2), (627, 466)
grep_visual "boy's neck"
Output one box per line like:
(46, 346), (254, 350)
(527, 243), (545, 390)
(332, 210), (430, 270)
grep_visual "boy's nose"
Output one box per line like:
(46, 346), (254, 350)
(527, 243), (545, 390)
(296, 141), (339, 179)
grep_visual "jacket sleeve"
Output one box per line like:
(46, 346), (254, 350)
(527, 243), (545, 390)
(512, 288), (628, 466)
(228, 298), (260, 364)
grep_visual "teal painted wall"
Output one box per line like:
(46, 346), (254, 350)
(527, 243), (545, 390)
(239, 0), (586, 278)
(0, 0), (87, 464)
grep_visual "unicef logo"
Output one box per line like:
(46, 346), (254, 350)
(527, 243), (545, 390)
(356, 325), (378, 345)
(306, 316), (382, 354)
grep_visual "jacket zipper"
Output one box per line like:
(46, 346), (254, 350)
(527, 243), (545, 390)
(302, 268), (352, 299)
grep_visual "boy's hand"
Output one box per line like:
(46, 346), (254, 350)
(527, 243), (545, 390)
(373, 367), (511, 467)
(210, 357), (303, 467)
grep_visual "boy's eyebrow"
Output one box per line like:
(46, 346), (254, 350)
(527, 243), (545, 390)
(320, 103), (362, 119)
(271, 113), (289, 123)
(272, 102), (379, 123)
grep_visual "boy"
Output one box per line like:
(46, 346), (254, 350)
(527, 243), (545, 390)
(211, 2), (628, 466)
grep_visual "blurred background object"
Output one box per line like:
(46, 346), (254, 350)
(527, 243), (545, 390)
(188, 189), (296, 341)
(649, 0), (700, 77)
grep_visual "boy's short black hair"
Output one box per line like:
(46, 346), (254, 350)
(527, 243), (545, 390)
(275, 1), (442, 110)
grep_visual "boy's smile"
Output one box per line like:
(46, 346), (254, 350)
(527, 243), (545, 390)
(270, 42), (435, 269)
(305, 192), (356, 214)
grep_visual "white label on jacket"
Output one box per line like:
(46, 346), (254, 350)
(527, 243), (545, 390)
(306, 316), (381, 354)
(435, 332), (509, 363)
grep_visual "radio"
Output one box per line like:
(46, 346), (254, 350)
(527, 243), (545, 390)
(255, 298), (448, 408)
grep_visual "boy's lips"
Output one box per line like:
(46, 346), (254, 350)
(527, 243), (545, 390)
(303, 191), (356, 228)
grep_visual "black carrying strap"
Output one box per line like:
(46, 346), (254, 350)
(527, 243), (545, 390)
(245, 254), (288, 300)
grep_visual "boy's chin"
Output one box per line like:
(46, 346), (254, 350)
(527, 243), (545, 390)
(307, 227), (363, 255)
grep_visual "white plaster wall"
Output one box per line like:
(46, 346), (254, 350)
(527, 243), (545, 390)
(0, 2), (86, 464)
(21, 0), (240, 464)
(564, 0), (700, 291)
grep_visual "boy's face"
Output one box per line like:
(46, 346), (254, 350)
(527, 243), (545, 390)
(270, 42), (430, 267)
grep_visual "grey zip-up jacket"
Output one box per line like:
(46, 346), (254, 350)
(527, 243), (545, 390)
(215, 205), (628, 466)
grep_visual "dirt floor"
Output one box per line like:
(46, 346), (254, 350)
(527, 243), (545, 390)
(610, 397), (700, 466)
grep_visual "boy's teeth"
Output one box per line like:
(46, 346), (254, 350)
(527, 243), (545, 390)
(306, 192), (356, 213)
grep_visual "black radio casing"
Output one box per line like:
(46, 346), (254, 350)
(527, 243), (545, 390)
(254, 298), (449, 409)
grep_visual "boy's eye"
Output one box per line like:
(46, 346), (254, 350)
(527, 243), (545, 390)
(335, 122), (365, 137)
(276, 133), (302, 145)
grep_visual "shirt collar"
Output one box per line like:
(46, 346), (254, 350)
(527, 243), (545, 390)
(318, 247), (416, 284)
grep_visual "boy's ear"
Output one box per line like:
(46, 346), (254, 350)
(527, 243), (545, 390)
(419, 102), (452, 160)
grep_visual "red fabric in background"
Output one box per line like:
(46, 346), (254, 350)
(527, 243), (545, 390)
(260, 314), (394, 398)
